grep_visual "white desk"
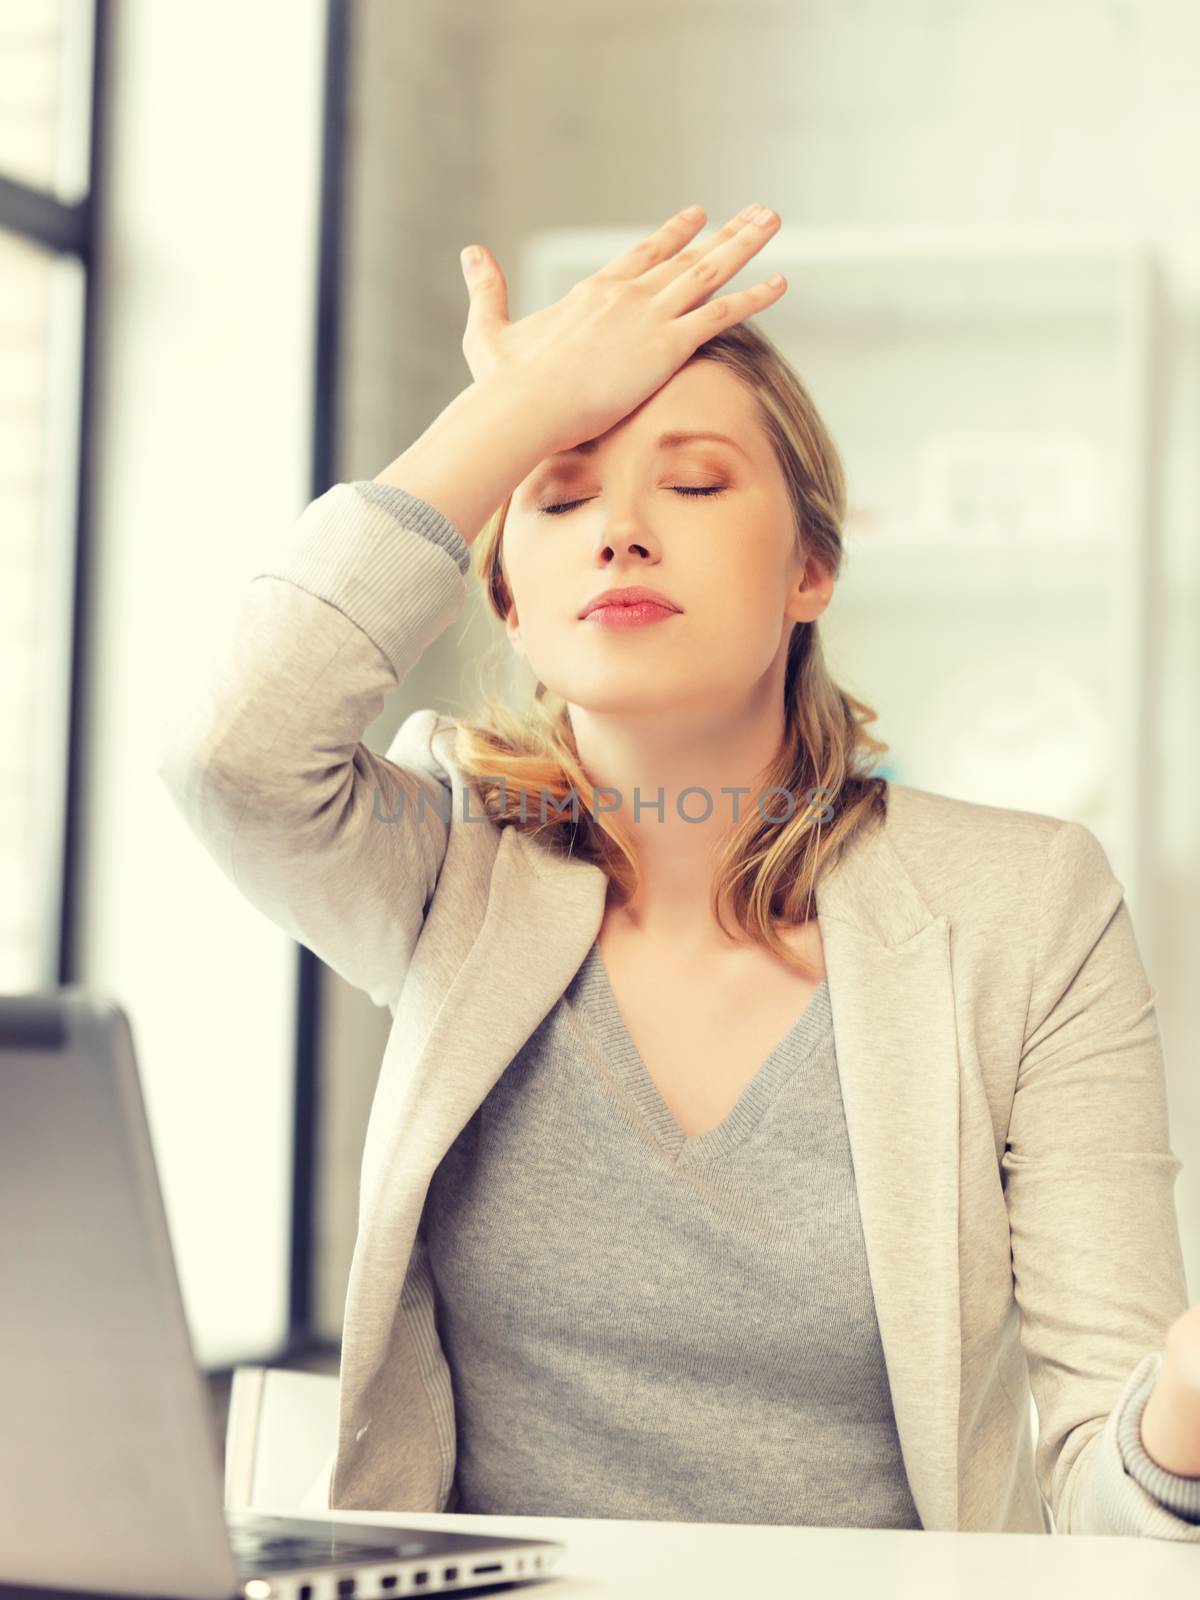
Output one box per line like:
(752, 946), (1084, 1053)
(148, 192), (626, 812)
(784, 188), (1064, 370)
(262, 1505), (1200, 1597)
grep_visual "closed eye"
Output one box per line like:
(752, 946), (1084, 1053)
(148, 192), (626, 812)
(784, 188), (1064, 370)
(537, 486), (727, 516)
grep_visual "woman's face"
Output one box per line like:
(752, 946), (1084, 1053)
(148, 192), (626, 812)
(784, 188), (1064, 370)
(500, 360), (832, 721)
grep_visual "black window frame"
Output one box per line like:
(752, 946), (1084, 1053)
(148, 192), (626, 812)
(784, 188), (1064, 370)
(0, 0), (351, 1370)
(0, 0), (103, 992)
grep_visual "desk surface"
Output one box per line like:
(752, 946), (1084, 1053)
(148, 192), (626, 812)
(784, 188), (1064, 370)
(262, 1504), (1199, 1597)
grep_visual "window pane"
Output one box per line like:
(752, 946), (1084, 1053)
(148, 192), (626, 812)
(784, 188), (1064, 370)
(0, 227), (82, 991)
(0, 0), (94, 200)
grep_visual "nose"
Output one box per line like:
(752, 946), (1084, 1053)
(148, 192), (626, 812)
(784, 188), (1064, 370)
(595, 524), (654, 561)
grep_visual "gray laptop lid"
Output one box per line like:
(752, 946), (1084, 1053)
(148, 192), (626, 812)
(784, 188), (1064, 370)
(0, 989), (566, 1600)
(0, 988), (244, 1600)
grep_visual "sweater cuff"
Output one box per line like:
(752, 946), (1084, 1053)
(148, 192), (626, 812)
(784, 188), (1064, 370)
(1116, 1351), (1200, 1524)
(249, 482), (470, 680)
(350, 481), (472, 575)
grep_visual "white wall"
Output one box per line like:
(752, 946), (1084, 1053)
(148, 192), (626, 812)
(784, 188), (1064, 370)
(82, 0), (327, 1366)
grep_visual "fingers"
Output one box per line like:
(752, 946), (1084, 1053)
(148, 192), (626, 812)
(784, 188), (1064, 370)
(669, 204), (777, 275)
(597, 205), (710, 281)
(648, 204), (780, 309)
(670, 272), (788, 350)
(460, 243), (509, 332)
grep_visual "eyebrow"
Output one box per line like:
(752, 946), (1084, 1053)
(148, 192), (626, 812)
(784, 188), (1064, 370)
(552, 429), (751, 462)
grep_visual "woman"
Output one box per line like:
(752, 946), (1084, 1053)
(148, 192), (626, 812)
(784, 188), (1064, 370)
(157, 202), (1200, 1537)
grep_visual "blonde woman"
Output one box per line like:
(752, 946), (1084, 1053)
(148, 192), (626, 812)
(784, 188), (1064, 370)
(157, 202), (1200, 1538)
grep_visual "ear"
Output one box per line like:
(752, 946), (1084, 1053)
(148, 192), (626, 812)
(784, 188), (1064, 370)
(784, 551), (835, 626)
(504, 602), (525, 657)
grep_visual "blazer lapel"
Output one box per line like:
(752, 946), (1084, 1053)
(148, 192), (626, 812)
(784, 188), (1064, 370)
(813, 819), (962, 1532)
(345, 804), (963, 1530)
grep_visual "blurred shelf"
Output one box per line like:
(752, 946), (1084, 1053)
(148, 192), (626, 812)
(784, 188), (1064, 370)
(520, 223), (1146, 326)
(838, 534), (1114, 599)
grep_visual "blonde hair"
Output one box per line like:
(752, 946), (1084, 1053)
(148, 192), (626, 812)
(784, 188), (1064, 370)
(440, 319), (889, 973)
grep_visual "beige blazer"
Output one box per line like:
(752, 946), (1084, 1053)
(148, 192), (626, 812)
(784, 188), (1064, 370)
(156, 484), (1196, 1540)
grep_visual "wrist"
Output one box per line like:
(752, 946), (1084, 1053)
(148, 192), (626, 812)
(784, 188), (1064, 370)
(1140, 1349), (1200, 1479)
(372, 377), (551, 548)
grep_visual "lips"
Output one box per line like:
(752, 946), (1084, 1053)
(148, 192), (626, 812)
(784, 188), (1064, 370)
(579, 587), (681, 618)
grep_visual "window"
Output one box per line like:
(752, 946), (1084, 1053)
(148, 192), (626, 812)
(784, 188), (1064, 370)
(0, 0), (97, 989)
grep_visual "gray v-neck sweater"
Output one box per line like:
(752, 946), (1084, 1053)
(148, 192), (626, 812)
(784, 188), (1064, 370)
(379, 479), (1197, 1528)
(422, 942), (916, 1525)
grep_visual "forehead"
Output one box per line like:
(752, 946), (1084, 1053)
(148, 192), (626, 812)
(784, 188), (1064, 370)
(517, 361), (761, 485)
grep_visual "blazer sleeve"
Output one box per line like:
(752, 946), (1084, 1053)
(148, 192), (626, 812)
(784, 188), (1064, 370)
(1000, 819), (1199, 1540)
(155, 482), (471, 1013)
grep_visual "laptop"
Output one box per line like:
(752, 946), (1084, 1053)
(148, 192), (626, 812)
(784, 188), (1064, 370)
(0, 987), (566, 1600)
